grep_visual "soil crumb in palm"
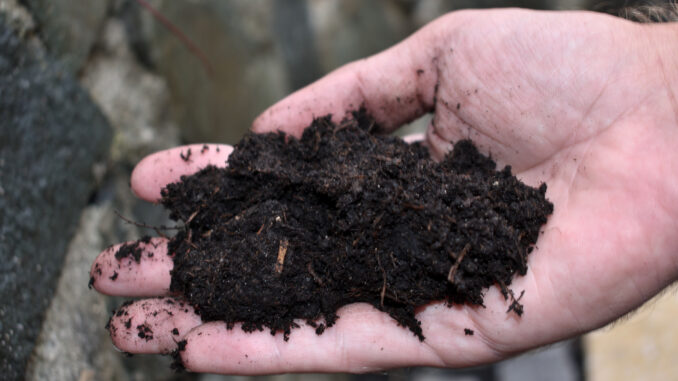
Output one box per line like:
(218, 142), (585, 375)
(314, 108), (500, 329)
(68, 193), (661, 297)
(161, 109), (553, 341)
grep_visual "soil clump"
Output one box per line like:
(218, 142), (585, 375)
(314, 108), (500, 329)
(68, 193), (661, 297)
(158, 110), (553, 340)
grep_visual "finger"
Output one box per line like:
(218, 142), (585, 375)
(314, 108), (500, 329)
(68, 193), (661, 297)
(252, 21), (444, 136)
(403, 133), (425, 144)
(108, 298), (202, 354)
(131, 144), (233, 202)
(177, 303), (491, 374)
(90, 237), (172, 297)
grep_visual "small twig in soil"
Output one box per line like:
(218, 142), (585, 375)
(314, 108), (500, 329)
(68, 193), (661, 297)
(275, 240), (289, 274)
(506, 289), (525, 316)
(498, 279), (509, 299)
(376, 251), (387, 307)
(180, 148), (192, 162)
(256, 222), (266, 235)
(184, 229), (198, 249)
(447, 243), (471, 283)
(114, 210), (181, 239)
(185, 210), (199, 225)
(402, 202), (425, 211)
(307, 262), (324, 286)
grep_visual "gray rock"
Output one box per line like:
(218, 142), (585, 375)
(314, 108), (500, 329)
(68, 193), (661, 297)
(0, 17), (111, 380)
(25, 205), (127, 381)
(272, 0), (321, 91)
(21, 0), (109, 72)
(496, 340), (580, 381)
(143, 0), (289, 144)
(307, 0), (412, 72)
(81, 18), (180, 166)
(0, 0), (38, 40)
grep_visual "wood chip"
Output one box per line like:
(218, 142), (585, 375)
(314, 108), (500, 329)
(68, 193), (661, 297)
(275, 239), (289, 274)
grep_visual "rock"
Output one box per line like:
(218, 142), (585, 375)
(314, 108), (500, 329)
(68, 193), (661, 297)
(80, 18), (179, 165)
(20, 0), (109, 72)
(307, 0), (412, 72)
(24, 12), (184, 380)
(0, 17), (111, 380)
(142, 0), (289, 144)
(0, 0), (38, 40)
(496, 340), (580, 381)
(24, 205), (127, 381)
(272, 0), (321, 91)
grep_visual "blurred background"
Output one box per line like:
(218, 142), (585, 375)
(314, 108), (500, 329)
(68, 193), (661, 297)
(0, 0), (677, 380)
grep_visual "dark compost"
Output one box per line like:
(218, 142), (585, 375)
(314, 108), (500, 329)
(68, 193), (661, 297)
(155, 110), (553, 341)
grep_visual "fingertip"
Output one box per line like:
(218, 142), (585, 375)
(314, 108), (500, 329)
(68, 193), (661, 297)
(108, 298), (202, 354)
(90, 237), (172, 297)
(131, 144), (233, 202)
(252, 30), (438, 136)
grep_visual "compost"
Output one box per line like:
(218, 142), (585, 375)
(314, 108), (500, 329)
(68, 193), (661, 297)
(157, 110), (553, 340)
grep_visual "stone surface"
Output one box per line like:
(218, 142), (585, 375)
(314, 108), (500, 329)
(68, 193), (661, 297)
(81, 18), (179, 166)
(585, 289), (678, 381)
(0, 16), (111, 380)
(142, 0), (289, 144)
(21, 0), (109, 72)
(272, 0), (321, 91)
(23, 12), (186, 380)
(307, 0), (411, 72)
(0, 0), (38, 40)
(25, 205), (126, 381)
(496, 341), (580, 381)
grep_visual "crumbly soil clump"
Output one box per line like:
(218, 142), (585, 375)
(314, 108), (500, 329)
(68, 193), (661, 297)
(161, 110), (553, 340)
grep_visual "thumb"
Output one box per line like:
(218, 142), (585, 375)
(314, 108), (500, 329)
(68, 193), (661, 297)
(252, 18), (448, 136)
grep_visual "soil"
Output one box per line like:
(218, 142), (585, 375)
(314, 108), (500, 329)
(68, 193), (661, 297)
(114, 235), (151, 263)
(154, 109), (552, 341)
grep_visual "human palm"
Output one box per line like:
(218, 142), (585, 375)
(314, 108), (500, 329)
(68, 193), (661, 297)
(92, 9), (678, 374)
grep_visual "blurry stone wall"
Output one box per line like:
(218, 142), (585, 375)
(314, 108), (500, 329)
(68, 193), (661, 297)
(7, 0), (672, 380)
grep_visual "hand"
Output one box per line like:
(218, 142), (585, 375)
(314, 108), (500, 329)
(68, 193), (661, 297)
(91, 9), (678, 374)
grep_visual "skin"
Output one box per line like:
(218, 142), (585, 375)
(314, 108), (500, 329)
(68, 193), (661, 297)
(91, 9), (678, 375)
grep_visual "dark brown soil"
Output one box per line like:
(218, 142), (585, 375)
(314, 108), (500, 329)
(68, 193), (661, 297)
(114, 235), (151, 263)
(157, 110), (552, 341)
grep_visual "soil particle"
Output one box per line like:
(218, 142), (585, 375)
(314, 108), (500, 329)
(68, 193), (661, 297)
(172, 328), (179, 335)
(158, 109), (552, 341)
(171, 340), (188, 372)
(109, 271), (118, 281)
(464, 328), (474, 336)
(114, 236), (151, 263)
(180, 148), (192, 162)
(137, 324), (153, 341)
(115, 300), (133, 317)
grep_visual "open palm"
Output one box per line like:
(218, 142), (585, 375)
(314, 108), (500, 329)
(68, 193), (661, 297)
(91, 9), (678, 374)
